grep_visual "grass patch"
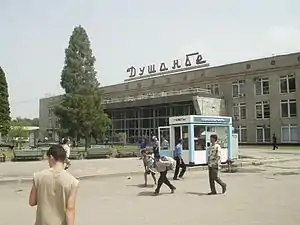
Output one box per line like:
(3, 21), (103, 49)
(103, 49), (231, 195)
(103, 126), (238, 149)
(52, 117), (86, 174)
(0, 150), (14, 159)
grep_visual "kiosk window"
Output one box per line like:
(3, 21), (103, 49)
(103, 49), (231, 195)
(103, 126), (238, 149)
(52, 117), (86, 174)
(194, 125), (206, 151)
(206, 126), (227, 148)
(160, 128), (170, 150)
(182, 126), (189, 150)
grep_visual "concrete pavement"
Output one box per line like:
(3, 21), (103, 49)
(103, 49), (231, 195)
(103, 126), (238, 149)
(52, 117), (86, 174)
(1, 160), (299, 225)
(0, 147), (299, 184)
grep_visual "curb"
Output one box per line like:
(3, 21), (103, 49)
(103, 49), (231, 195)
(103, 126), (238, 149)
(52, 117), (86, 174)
(0, 157), (298, 185)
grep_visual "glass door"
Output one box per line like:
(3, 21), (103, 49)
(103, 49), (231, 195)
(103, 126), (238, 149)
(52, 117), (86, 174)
(174, 126), (182, 146)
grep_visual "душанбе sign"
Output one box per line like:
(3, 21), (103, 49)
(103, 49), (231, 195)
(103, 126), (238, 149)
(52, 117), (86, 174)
(126, 52), (207, 78)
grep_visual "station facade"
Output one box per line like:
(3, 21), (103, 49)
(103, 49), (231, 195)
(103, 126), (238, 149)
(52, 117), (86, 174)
(39, 52), (300, 144)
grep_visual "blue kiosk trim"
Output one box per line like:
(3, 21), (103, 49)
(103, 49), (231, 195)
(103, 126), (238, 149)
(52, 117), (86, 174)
(158, 115), (233, 166)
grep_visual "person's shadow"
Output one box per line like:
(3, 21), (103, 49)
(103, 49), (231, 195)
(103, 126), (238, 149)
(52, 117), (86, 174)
(138, 191), (157, 196)
(126, 184), (155, 188)
(186, 192), (208, 196)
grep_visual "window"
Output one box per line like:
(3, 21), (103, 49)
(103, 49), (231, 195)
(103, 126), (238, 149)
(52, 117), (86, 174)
(233, 103), (246, 120)
(256, 125), (271, 143)
(280, 74), (296, 93)
(48, 118), (52, 128)
(255, 78), (269, 95)
(55, 119), (60, 129)
(281, 124), (298, 143)
(207, 84), (220, 96)
(280, 99), (297, 118)
(236, 126), (247, 143)
(255, 101), (270, 119)
(48, 107), (54, 117)
(232, 80), (246, 98)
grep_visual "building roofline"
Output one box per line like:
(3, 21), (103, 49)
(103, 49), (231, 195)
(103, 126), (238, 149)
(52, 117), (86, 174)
(39, 51), (300, 100)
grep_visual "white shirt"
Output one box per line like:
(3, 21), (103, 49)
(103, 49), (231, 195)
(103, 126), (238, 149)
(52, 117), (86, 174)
(62, 144), (71, 158)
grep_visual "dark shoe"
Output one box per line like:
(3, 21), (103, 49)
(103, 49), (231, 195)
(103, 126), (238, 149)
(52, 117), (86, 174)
(222, 184), (227, 194)
(154, 190), (159, 195)
(171, 187), (176, 194)
(207, 192), (217, 195)
(178, 176), (184, 179)
(173, 177), (179, 180)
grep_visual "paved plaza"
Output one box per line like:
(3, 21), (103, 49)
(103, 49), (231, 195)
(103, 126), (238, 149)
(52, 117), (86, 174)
(0, 160), (299, 225)
(0, 147), (299, 182)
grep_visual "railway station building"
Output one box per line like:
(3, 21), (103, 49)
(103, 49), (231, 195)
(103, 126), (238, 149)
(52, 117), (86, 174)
(39, 52), (300, 144)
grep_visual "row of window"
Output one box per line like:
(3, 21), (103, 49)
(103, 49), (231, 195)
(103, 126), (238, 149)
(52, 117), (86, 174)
(235, 124), (298, 143)
(233, 99), (297, 120)
(207, 74), (296, 97)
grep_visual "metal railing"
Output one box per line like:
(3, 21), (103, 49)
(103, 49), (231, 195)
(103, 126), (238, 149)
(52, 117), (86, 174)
(102, 87), (209, 104)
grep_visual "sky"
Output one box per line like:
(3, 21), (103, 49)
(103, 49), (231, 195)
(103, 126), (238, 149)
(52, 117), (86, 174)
(1, 0), (300, 119)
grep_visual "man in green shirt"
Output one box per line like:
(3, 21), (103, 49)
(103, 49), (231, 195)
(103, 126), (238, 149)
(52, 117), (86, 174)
(207, 134), (227, 195)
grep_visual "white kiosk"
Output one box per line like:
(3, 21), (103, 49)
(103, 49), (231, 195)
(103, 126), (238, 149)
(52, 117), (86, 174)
(158, 115), (238, 165)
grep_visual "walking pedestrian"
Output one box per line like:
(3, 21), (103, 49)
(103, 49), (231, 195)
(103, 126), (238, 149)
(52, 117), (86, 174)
(207, 134), (227, 195)
(62, 137), (71, 170)
(173, 138), (186, 180)
(141, 149), (157, 186)
(152, 136), (160, 157)
(154, 154), (176, 195)
(272, 133), (278, 150)
(29, 144), (79, 225)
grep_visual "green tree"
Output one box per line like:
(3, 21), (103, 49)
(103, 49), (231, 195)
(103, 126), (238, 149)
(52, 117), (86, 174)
(12, 117), (39, 127)
(0, 66), (11, 135)
(55, 25), (110, 149)
(8, 124), (28, 140)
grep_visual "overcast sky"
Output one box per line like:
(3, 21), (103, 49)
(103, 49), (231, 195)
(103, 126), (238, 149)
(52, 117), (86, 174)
(1, 0), (300, 118)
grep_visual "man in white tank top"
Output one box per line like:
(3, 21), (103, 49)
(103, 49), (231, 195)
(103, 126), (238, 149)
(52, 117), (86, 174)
(62, 137), (71, 169)
(29, 144), (79, 225)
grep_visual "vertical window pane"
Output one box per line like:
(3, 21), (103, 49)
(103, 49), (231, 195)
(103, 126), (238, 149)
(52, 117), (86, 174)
(240, 105), (246, 119)
(290, 126), (298, 142)
(233, 104), (239, 117)
(281, 102), (289, 117)
(263, 102), (270, 118)
(290, 102), (297, 117)
(265, 127), (271, 142)
(255, 81), (261, 95)
(182, 126), (189, 150)
(256, 103), (262, 119)
(256, 128), (263, 142)
(282, 127), (289, 142)
(239, 81), (245, 94)
(232, 84), (238, 97)
(241, 127), (247, 142)
(262, 80), (270, 94)
(288, 77), (296, 92)
(280, 79), (288, 93)
(214, 85), (220, 96)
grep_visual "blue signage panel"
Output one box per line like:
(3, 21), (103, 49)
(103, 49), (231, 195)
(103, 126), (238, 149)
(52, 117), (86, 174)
(193, 116), (231, 124)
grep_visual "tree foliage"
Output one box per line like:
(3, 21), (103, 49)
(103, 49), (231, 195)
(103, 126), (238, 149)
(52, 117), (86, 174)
(8, 125), (28, 140)
(12, 117), (39, 127)
(0, 66), (11, 135)
(54, 25), (110, 148)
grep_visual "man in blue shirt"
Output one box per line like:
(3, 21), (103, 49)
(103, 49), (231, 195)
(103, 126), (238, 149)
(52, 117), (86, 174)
(173, 139), (186, 180)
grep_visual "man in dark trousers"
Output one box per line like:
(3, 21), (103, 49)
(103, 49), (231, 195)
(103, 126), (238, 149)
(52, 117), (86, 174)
(154, 154), (176, 195)
(207, 134), (226, 195)
(272, 133), (278, 150)
(173, 139), (186, 180)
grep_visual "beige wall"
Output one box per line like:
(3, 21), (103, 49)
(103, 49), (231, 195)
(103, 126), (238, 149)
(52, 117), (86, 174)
(39, 52), (300, 143)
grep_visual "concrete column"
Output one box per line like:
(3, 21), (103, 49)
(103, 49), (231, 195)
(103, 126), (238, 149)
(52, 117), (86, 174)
(188, 124), (195, 164)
